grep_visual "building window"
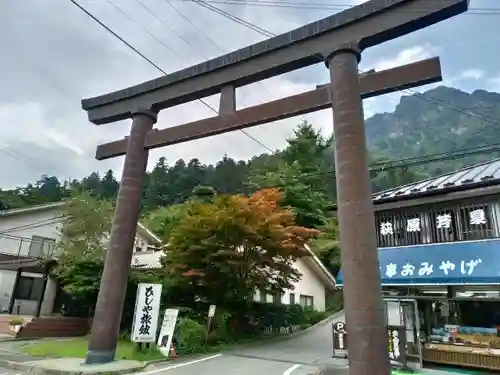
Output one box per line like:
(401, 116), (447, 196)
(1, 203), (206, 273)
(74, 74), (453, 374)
(299, 295), (314, 308)
(134, 237), (145, 252)
(29, 236), (56, 258)
(457, 204), (495, 241)
(272, 292), (282, 304)
(15, 276), (44, 300)
(259, 289), (266, 303)
(289, 293), (295, 305)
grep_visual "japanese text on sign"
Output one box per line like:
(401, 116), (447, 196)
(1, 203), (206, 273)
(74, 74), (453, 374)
(380, 208), (488, 236)
(384, 258), (482, 278)
(387, 326), (406, 364)
(131, 283), (162, 343)
(332, 321), (348, 356)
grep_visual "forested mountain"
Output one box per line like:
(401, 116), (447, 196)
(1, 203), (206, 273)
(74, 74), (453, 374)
(1, 85), (499, 213)
(365, 86), (500, 173)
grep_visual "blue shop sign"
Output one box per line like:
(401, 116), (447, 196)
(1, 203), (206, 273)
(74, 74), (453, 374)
(336, 239), (500, 286)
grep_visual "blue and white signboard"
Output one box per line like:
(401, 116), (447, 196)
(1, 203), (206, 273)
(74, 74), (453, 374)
(337, 239), (500, 286)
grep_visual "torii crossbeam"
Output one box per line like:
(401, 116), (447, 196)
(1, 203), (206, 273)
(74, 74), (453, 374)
(80, 0), (469, 373)
(95, 57), (441, 160)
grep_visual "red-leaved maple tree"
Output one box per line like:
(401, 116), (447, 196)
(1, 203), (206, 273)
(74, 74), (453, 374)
(164, 188), (319, 306)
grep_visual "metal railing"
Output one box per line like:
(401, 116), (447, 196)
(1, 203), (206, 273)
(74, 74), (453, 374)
(375, 196), (500, 247)
(0, 235), (56, 259)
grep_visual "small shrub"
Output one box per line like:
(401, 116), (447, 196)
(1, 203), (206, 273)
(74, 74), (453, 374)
(8, 318), (24, 326)
(302, 308), (328, 325)
(174, 318), (207, 354)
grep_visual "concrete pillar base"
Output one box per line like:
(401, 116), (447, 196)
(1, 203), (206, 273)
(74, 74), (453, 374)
(85, 349), (116, 365)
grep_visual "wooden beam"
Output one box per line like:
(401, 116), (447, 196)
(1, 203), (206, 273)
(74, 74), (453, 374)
(82, 0), (467, 125)
(95, 57), (441, 160)
(219, 85), (236, 114)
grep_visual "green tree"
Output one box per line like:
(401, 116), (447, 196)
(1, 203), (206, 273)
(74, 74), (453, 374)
(100, 170), (119, 200)
(249, 122), (333, 229)
(51, 191), (114, 308)
(311, 217), (341, 276)
(191, 185), (216, 202)
(143, 204), (188, 242)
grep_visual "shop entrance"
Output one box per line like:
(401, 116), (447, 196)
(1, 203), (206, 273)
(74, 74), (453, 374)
(384, 298), (423, 368)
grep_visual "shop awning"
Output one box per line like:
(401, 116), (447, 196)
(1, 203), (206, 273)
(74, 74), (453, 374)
(336, 239), (500, 286)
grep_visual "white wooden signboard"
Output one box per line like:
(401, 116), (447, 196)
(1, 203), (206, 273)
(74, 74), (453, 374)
(157, 308), (180, 357)
(131, 283), (162, 343)
(208, 304), (216, 318)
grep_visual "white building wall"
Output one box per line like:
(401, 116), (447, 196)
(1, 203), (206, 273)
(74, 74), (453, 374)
(254, 258), (327, 311)
(0, 208), (154, 258)
(0, 210), (62, 257)
(0, 207), (155, 316)
(0, 270), (57, 315)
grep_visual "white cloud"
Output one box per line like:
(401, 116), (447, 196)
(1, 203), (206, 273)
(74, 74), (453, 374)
(458, 69), (485, 81)
(488, 74), (500, 93)
(372, 44), (440, 72)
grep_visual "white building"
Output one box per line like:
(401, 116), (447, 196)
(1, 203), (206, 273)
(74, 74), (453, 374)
(131, 244), (336, 312)
(0, 202), (161, 316)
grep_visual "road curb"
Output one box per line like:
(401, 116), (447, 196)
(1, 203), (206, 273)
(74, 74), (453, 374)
(0, 358), (147, 375)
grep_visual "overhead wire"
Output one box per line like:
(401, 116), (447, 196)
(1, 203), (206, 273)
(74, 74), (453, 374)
(189, 0), (500, 186)
(70, 0), (273, 153)
(251, 142), (500, 191)
(0, 215), (67, 235)
(8, 0), (493, 190)
(191, 0), (500, 127)
(162, 0), (280, 110)
(5, 0), (497, 184)
(174, 0), (500, 15)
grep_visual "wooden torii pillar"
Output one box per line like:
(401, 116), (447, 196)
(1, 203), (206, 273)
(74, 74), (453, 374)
(80, 0), (469, 372)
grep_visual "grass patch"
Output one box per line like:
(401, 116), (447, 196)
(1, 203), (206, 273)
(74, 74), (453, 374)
(21, 338), (164, 361)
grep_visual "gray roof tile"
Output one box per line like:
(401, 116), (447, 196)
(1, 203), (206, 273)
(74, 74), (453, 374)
(373, 158), (500, 202)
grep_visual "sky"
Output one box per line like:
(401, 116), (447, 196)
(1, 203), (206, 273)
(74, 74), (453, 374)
(1, 0), (499, 189)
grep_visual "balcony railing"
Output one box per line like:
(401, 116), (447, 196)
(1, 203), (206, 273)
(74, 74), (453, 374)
(0, 235), (56, 259)
(375, 196), (500, 248)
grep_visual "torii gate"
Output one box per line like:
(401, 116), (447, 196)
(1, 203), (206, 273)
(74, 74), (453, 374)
(81, 1), (469, 373)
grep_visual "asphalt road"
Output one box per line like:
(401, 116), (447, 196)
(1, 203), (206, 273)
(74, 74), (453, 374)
(0, 368), (23, 375)
(139, 311), (346, 375)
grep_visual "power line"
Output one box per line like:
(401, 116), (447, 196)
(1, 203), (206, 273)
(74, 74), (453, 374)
(251, 142), (500, 191)
(70, 0), (273, 153)
(175, 0), (500, 15)
(0, 215), (66, 235)
(163, 0), (279, 106)
(191, 0), (500, 128)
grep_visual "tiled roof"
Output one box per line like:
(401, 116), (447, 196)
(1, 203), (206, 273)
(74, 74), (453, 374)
(373, 158), (500, 203)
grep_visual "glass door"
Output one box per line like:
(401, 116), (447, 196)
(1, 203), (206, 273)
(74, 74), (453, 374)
(384, 298), (423, 368)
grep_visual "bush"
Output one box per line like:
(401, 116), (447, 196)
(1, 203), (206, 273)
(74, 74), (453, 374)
(174, 318), (207, 354)
(8, 318), (24, 326)
(301, 307), (329, 325)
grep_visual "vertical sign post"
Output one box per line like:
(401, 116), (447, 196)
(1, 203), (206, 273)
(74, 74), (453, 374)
(388, 325), (407, 368)
(205, 305), (216, 345)
(332, 321), (348, 358)
(157, 308), (179, 357)
(131, 283), (162, 343)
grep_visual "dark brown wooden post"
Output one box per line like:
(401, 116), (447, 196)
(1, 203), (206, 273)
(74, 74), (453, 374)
(326, 43), (390, 375)
(34, 266), (49, 318)
(85, 107), (157, 364)
(8, 267), (22, 314)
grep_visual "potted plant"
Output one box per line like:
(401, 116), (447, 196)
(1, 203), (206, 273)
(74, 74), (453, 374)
(8, 318), (24, 333)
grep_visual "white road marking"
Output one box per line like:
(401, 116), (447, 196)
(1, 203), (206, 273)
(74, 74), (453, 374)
(137, 354), (223, 374)
(283, 364), (300, 375)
